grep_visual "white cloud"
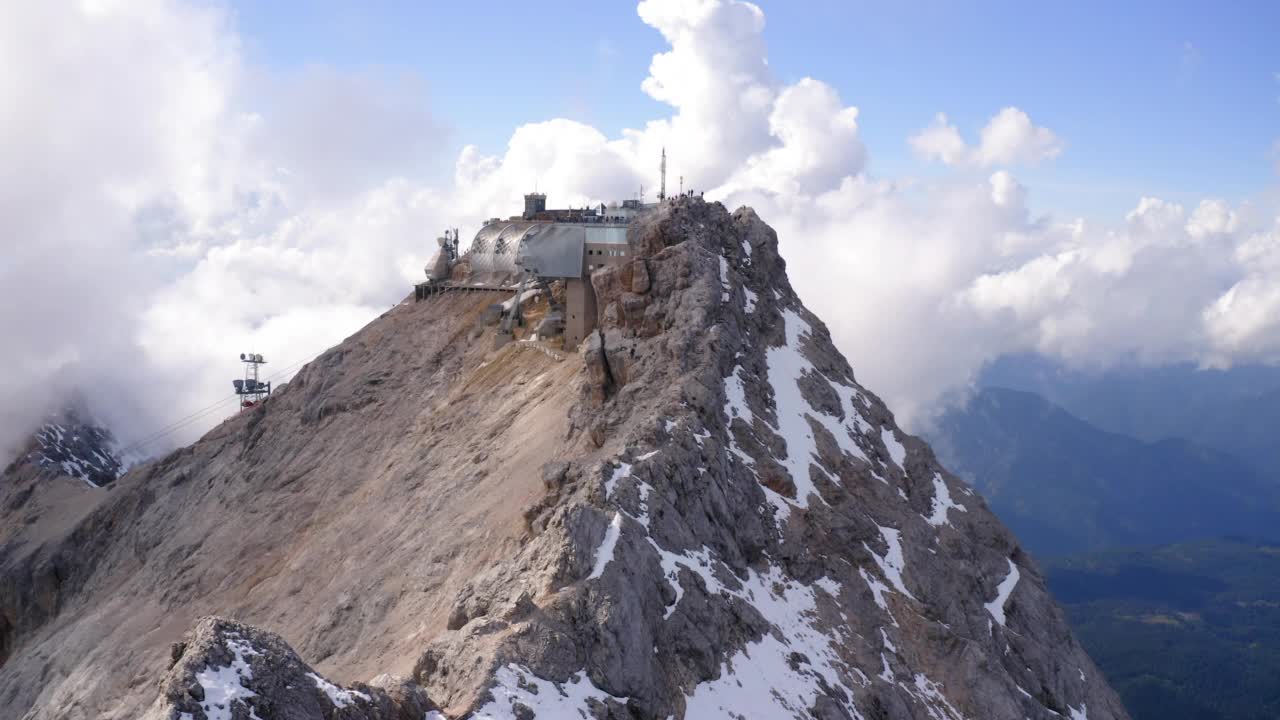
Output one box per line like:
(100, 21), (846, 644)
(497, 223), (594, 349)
(717, 78), (866, 197)
(0, 1), (447, 459)
(3, 0), (1279, 464)
(1186, 199), (1239, 239)
(989, 170), (1026, 210)
(910, 107), (1063, 168)
(909, 113), (968, 166)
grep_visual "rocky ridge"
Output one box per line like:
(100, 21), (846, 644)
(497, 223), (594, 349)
(0, 196), (1128, 719)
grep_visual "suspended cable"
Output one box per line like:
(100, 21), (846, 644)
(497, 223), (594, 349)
(115, 351), (322, 457)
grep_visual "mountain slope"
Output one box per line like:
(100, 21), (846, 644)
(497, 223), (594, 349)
(1, 197), (1127, 720)
(928, 387), (1280, 556)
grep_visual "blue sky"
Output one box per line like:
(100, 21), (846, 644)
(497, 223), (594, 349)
(228, 0), (1279, 220)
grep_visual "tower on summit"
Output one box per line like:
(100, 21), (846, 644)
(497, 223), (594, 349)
(659, 147), (667, 201)
(523, 192), (547, 220)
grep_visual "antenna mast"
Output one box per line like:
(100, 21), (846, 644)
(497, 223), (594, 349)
(233, 352), (271, 410)
(659, 147), (667, 201)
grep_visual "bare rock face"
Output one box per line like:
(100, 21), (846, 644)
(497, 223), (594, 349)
(1, 196), (1128, 720)
(414, 197), (1129, 720)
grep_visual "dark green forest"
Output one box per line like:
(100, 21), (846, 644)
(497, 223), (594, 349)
(927, 362), (1280, 720)
(1044, 539), (1280, 720)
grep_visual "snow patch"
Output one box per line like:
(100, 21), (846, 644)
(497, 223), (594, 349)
(722, 365), (759, 468)
(605, 457), (658, 528)
(193, 635), (264, 720)
(307, 672), (371, 709)
(648, 540), (731, 618)
(474, 664), (626, 719)
(985, 558), (1021, 628)
(908, 673), (969, 720)
(881, 426), (907, 471)
(631, 481), (655, 528)
(500, 288), (541, 312)
(879, 653), (894, 682)
(865, 526), (915, 600)
(743, 286), (758, 313)
(1069, 703), (1089, 720)
(718, 255), (731, 302)
(814, 576), (842, 598)
(925, 472), (967, 527)
(880, 627), (897, 654)
(860, 568), (893, 617)
(724, 367), (754, 424)
(684, 564), (865, 720)
(603, 462), (631, 499)
(588, 513), (623, 580)
(757, 309), (872, 517)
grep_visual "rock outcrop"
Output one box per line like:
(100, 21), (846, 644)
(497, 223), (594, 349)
(1, 197), (1128, 720)
(141, 617), (437, 720)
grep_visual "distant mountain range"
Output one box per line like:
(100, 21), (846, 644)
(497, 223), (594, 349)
(981, 354), (1280, 482)
(928, 386), (1280, 557)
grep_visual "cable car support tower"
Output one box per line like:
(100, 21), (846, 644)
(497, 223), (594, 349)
(233, 352), (271, 410)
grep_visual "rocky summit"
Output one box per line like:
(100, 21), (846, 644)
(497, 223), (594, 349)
(0, 197), (1128, 719)
(7, 407), (136, 489)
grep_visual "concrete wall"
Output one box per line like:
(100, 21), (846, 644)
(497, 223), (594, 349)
(584, 243), (630, 273)
(565, 278), (597, 349)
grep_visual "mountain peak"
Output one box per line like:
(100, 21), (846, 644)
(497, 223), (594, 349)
(5, 404), (139, 488)
(1, 197), (1127, 719)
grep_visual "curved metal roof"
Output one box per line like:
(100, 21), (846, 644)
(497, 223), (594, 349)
(518, 224), (586, 278)
(468, 221), (538, 275)
(467, 221), (594, 279)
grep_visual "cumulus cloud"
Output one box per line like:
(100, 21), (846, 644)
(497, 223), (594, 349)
(3, 0), (1279, 463)
(909, 114), (968, 166)
(0, 1), (444, 460)
(910, 108), (1063, 167)
(741, 179), (1280, 424)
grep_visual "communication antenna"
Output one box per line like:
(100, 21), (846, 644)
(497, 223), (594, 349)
(679, 175), (684, 196)
(659, 147), (667, 201)
(233, 352), (271, 410)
